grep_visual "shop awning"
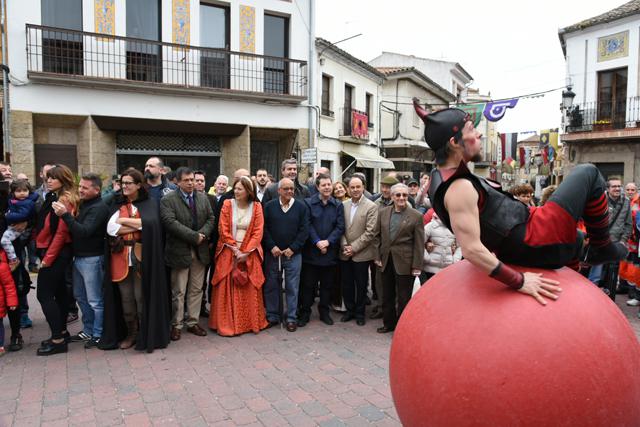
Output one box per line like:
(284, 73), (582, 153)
(341, 146), (395, 169)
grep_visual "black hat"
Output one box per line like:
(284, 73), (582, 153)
(413, 98), (470, 152)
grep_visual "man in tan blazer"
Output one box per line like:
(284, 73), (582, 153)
(375, 183), (425, 333)
(340, 176), (379, 325)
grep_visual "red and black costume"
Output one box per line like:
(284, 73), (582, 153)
(413, 99), (627, 289)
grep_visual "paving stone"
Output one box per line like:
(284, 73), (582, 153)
(2, 288), (635, 427)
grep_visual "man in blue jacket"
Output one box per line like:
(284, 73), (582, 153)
(263, 178), (310, 332)
(298, 174), (345, 327)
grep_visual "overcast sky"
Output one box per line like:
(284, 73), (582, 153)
(316, 0), (622, 134)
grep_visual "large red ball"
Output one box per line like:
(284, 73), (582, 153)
(390, 261), (640, 427)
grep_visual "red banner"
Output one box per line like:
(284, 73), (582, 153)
(352, 110), (369, 138)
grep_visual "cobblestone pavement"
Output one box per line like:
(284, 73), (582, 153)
(0, 289), (399, 427)
(1, 282), (638, 427)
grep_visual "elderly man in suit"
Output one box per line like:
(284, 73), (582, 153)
(160, 167), (215, 341)
(340, 176), (379, 326)
(375, 183), (425, 333)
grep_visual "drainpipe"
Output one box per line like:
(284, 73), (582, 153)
(308, 0), (316, 174)
(0, 0), (10, 161)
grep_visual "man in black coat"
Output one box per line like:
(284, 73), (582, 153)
(53, 173), (110, 348)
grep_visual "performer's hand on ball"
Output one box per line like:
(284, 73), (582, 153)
(518, 272), (562, 306)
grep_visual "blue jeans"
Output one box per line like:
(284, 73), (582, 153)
(264, 253), (302, 323)
(73, 255), (105, 337)
(588, 264), (603, 284)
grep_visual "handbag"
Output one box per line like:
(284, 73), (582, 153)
(232, 260), (250, 287)
(108, 235), (125, 253)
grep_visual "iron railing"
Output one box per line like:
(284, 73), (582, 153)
(566, 96), (640, 132)
(26, 24), (307, 99)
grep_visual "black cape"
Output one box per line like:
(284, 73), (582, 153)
(99, 193), (171, 352)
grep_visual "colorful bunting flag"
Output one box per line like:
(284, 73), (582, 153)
(457, 103), (484, 127)
(483, 99), (518, 122)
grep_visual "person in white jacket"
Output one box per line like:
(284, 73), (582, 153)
(422, 214), (463, 282)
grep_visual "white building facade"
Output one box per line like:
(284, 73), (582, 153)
(315, 38), (391, 190)
(560, 1), (640, 183)
(370, 52), (473, 102)
(5, 0), (313, 185)
(376, 66), (456, 177)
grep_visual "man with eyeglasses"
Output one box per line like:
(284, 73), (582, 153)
(374, 183), (424, 333)
(263, 178), (310, 332)
(588, 177), (632, 286)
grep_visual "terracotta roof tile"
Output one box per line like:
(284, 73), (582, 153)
(561, 0), (640, 34)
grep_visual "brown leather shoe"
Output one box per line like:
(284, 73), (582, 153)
(170, 327), (181, 341)
(285, 322), (297, 332)
(187, 324), (207, 336)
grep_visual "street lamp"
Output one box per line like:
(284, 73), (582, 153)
(562, 86), (576, 111)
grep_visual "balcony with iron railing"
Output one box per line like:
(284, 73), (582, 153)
(565, 96), (640, 133)
(25, 24), (308, 103)
(339, 107), (370, 141)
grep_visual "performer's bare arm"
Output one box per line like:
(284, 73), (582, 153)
(445, 179), (562, 305)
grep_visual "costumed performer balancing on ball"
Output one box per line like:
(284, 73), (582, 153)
(413, 98), (628, 305)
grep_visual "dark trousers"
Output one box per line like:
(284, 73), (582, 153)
(330, 264), (343, 308)
(299, 263), (336, 320)
(37, 248), (72, 339)
(548, 163), (606, 220)
(6, 308), (20, 338)
(66, 262), (78, 315)
(381, 255), (414, 330)
(419, 271), (435, 284)
(501, 163), (606, 268)
(340, 259), (369, 320)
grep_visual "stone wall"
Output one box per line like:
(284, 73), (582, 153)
(77, 117), (117, 180)
(9, 110), (35, 182)
(221, 125), (250, 177)
(567, 141), (638, 183)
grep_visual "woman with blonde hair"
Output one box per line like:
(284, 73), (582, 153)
(209, 176), (268, 336)
(35, 164), (78, 355)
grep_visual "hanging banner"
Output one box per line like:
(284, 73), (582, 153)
(519, 146), (525, 167)
(483, 99), (518, 122)
(500, 133), (518, 162)
(539, 128), (559, 149)
(351, 110), (369, 138)
(457, 103), (484, 127)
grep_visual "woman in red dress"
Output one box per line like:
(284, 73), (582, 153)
(209, 176), (268, 336)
